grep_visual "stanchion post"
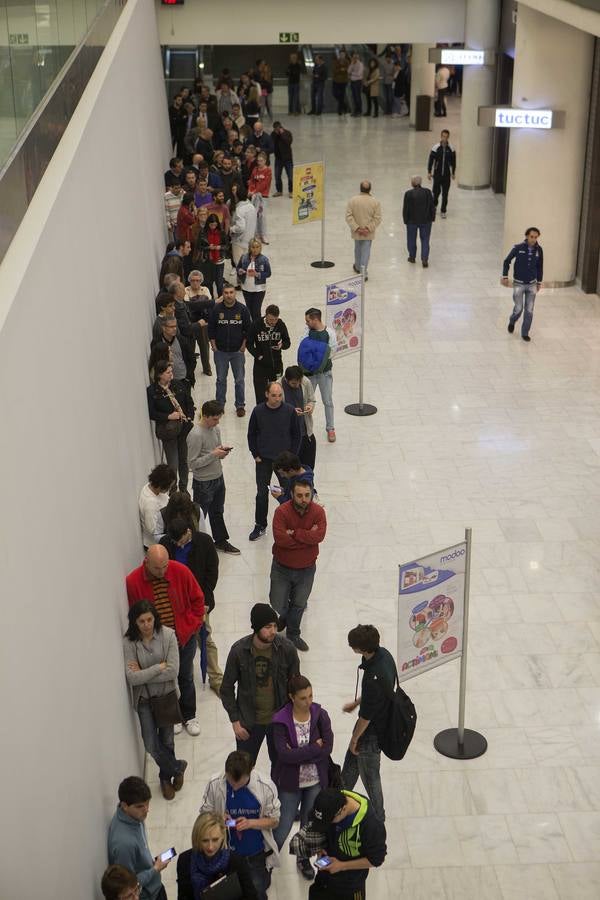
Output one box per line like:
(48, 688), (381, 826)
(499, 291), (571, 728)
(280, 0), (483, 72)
(344, 266), (377, 417)
(310, 160), (334, 269)
(433, 526), (488, 760)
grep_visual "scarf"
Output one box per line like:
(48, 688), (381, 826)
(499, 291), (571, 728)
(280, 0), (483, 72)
(191, 848), (231, 898)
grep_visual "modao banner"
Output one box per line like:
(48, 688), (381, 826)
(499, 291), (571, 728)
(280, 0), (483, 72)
(398, 542), (466, 681)
(325, 275), (363, 357)
(292, 161), (324, 224)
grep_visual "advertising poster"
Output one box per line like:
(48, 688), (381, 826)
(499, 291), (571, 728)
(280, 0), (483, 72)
(292, 161), (324, 224)
(325, 275), (363, 357)
(397, 542), (466, 682)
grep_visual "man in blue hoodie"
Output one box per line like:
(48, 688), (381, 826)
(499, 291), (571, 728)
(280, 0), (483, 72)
(502, 227), (544, 342)
(107, 777), (171, 899)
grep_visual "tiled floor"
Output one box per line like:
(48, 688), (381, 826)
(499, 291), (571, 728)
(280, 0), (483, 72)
(146, 99), (600, 900)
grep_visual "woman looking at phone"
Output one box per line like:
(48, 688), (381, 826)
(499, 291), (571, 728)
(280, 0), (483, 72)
(176, 813), (258, 899)
(271, 675), (334, 881)
(123, 601), (187, 802)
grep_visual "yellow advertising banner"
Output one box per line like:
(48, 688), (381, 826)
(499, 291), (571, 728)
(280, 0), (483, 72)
(292, 161), (324, 225)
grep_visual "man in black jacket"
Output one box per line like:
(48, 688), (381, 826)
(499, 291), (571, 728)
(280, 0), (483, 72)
(427, 129), (456, 218)
(160, 517), (223, 694)
(402, 175), (435, 267)
(207, 283), (252, 416)
(247, 382), (301, 542)
(247, 304), (291, 404)
(245, 121), (274, 164)
(309, 55), (328, 116)
(341, 625), (397, 823)
(271, 121), (293, 197)
(220, 603), (300, 762)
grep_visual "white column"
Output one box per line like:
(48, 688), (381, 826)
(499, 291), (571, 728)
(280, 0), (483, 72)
(503, 5), (594, 285)
(409, 44), (435, 128)
(458, 0), (499, 188)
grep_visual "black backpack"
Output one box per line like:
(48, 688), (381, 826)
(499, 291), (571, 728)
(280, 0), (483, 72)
(375, 674), (417, 761)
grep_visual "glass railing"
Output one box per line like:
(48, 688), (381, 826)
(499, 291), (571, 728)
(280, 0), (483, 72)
(0, 0), (127, 264)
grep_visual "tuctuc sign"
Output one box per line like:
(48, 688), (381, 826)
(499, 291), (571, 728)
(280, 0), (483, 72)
(478, 106), (563, 130)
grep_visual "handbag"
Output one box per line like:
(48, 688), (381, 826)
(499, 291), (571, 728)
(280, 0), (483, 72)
(202, 872), (243, 900)
(135, 638), (183, 727)
(317, 710), (344, 788)
(155, 418), (183, 441)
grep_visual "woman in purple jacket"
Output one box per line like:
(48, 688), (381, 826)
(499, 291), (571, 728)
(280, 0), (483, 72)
(271, 675), (334, 881)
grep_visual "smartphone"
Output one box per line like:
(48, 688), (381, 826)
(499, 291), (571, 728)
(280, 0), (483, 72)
(222, 446), (233, 452)
(315, 856), (331, 868)
(159, 847), (177, 862)
(225, 818), (237, 827)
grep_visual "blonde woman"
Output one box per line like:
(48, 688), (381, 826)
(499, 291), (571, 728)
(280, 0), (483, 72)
(177, 813), (258, 900)
(236, 238), (272, 322)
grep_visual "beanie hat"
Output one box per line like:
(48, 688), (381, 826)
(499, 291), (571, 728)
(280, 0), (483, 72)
(250, 603), (278, 633)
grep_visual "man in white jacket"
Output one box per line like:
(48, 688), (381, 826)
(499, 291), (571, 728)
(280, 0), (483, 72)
(230, 190), (258, 284)
(200, 750), (280, 900)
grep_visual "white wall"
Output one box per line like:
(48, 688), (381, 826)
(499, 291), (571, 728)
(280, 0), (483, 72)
(520, 0), (600, 38)
(0, 0), (171, 896)
(156, 0), (466, 45)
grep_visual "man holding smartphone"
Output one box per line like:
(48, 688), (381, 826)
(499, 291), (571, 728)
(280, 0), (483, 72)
(290, 787), (387, 900)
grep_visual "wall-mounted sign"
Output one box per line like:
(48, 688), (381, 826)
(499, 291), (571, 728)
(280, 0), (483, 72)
(9, 33), (30, 45)
(279, 32), (299, 43)
(495, 108), (552, 128)
(429, 47), (495, 66)
(442, 49), (484, 65)
(478, 106), (564, 129)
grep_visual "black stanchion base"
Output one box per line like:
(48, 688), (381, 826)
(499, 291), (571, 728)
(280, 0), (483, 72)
(310, 260), (335, 268)
(345, 403), (378, 417)
(434, 728), (488, 760)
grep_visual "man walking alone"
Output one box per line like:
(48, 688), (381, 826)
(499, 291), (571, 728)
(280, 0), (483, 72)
(345, 181), (382, 280)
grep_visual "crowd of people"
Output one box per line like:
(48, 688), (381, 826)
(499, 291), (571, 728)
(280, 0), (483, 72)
(98, 37), (547, 900)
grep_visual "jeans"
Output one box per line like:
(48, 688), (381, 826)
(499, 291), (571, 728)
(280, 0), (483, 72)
(137, 699), (184, 782)
(332, 82), (348, 115)
(196, 323), (211, 374)
(243, 851), (272, 900)
(308, 371), (334, 431)
(269, 559), (316, 641)
(255, 196), (268, 240)
(383, 83), (393, 114)
(237, 723), (276, 764)
(311, 82), (324, 114)
(288, 82), (301, 114)
(354, 239), (372, 274)
(162, 431), (189, 492)
(254, 458), (281, 528)
(341, 731), (385, 822)
(274, 784), (322, 851)
(432, 176), (451, 214)
(350, 80), (362, 115)
(367, 96), (379, 117)
(178, 633), (198, 722)
(242, 290), (266, 322)
(214, 349), (245, 408)
(406, 222), (432, 261)
(192, 475), (229, 544)
(275, 158), (293, 193)
(510, 283), (537, 337)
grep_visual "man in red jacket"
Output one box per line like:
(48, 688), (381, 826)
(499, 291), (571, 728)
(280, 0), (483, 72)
(269, 480), (327, 652)
(126, 544), (205, 736)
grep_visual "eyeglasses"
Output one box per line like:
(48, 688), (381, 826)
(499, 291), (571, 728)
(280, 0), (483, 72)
(120, 885), (141, 900)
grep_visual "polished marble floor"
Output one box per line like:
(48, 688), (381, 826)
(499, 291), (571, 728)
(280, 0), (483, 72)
(146, 98), (600, 899)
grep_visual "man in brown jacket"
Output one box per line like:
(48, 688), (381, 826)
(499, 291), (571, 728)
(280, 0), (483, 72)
(345, 181), (382, 280)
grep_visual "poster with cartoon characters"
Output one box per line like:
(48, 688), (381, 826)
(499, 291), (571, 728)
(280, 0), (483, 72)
(397, 541), (466, 682)
(292, 162), (324, 225)
(325, 275), (363, 358)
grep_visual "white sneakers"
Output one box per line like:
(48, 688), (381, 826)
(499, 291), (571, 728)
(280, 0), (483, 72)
(174, 718), (201, 736)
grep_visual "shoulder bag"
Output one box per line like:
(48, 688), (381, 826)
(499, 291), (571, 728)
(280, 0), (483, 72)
(135, 634), (183, 727)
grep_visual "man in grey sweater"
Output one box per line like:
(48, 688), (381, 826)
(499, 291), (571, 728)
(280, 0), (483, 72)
(187, 399), (239, 554)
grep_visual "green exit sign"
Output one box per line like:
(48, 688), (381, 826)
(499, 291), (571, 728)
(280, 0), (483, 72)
(279, 32), (299, 43)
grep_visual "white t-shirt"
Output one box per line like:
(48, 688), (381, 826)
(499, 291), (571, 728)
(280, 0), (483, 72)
(138, 483), (168, 548)
(294, 717), (319, 788)
(243, 258), (264, 292)
(436, 66), (450, 90)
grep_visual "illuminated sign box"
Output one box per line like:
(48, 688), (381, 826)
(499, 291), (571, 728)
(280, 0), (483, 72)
(441, 49), (484, 65)
(429, 48), (494, 65)
(478, 106), (564, 129)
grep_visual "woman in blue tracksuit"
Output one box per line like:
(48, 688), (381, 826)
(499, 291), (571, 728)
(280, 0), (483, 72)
(237, 238), (272, 322)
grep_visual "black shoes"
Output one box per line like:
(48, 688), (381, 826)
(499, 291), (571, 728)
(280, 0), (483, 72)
(297, 858), (315, 881)
(173, 760), (188, 792)
(522, 335), (531, 342)
(249, 525), (266, 541)
(215, 540), (240, 554)
(508, 322), (515, 333)
(408, 257), (415, 264)
(422, 261), (429, 268)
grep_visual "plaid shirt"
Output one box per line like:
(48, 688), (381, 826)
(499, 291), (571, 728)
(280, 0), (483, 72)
(289, 825), (327, 858)
(164, 190), (182, 231)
